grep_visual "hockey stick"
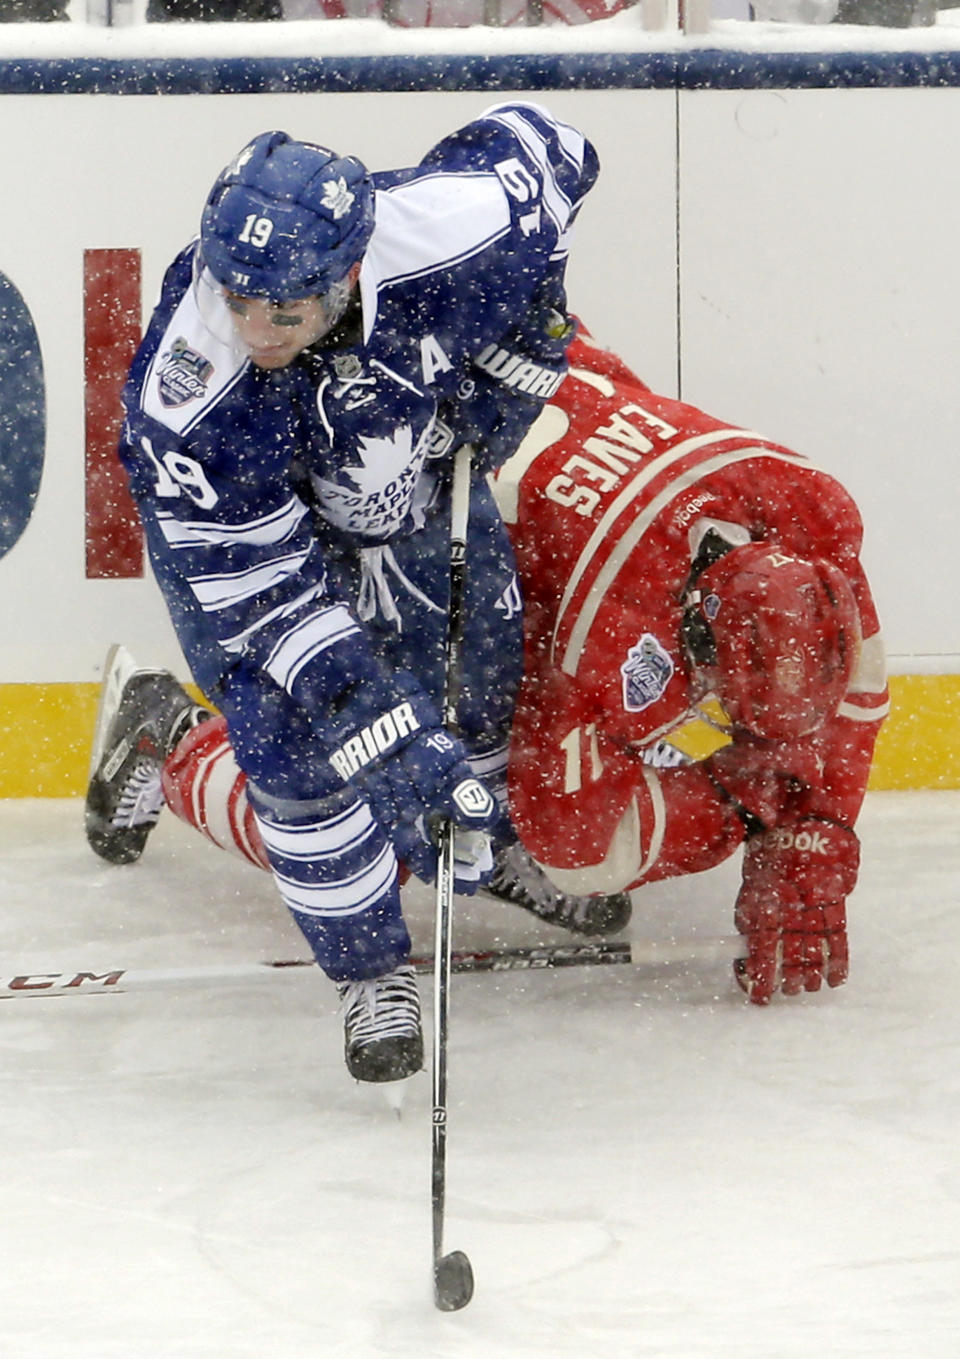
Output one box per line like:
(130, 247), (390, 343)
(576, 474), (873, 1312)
(431, 442), (475, 1313)
(0, 937), (742, 1000)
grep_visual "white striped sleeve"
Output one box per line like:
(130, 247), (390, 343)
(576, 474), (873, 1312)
(156, 496), (309, 550)
(262, 606), (364, 693)
(186, 548), (315, 613)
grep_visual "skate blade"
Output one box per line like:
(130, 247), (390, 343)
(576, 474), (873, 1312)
(87, 644), (139, 777)
(354, 1073), (418, 1120)
(380, 1078), (412, 1120)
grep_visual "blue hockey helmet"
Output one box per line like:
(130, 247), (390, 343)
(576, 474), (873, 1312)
(200, 131), (375, 301)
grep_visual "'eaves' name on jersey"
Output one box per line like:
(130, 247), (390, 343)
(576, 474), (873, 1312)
(118, 102), (598, 691)
(494, 328), (889, 773)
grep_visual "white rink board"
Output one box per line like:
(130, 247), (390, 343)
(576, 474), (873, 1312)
(679, 86), (960, 672)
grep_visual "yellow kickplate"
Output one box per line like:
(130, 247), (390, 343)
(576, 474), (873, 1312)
(0, 684), (100, 798)
(0, 673), (957, 798)
(868, 674), (960, 791)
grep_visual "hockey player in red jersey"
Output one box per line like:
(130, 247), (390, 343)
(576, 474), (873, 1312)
(88, 330), (887, 1006)
(496, 330), (888, 1003)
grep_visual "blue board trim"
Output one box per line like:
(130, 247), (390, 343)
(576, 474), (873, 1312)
(2, 48), (960, 95)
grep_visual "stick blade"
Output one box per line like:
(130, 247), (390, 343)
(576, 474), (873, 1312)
(434, 1249), (474, 1312)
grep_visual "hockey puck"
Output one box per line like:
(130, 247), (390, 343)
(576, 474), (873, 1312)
(434, 1249), (474, 1311)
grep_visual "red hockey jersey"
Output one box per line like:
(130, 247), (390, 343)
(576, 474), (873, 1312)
(494, 331), (889, 893)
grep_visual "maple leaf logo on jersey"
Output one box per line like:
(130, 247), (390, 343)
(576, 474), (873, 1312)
(340, 427), (415, 497)
(311, 427), (424, 536)
(227, 144), (255, 179)
(321, 177), (355, 220)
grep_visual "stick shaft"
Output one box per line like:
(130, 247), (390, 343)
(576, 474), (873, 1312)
(0, 939), (741, 1000)
(432, 443), (474, 1276)
(431, 825), (455, 1267)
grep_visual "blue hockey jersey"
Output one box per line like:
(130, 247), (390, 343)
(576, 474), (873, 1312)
(119, 101), (598, 713)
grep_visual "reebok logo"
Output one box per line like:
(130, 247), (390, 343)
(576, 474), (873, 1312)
(763, 827), (830, 855)
(329, 702), (420, 781)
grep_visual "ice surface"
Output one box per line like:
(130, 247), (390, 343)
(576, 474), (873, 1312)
(1, 790), (958, 1355)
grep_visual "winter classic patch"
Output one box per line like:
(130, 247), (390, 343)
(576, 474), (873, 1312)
(621, 633), (674, 712)
(157, 338), (214, 408)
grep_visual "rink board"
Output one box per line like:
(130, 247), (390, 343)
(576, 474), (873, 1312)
(0, 672), (954, 797)
(0, 45), (958, 793)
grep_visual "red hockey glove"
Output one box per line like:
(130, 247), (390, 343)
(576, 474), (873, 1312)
(733, 818), (860, 1005)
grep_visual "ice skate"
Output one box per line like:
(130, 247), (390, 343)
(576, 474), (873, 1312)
(85, 644), (209, 865)
(487, 840), (633, 937)
(338, 963), (424, 1083)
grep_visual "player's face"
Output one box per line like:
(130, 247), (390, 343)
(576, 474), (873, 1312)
(223, 292), (340, 369)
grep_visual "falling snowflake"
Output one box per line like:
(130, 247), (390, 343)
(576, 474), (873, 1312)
(321, 177), (356, 221)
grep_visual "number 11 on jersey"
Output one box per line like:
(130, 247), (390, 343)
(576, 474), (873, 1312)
(559, 723), (603, 794)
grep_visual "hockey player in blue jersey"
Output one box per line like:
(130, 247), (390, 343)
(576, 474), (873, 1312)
(87, 103), (603, 1084)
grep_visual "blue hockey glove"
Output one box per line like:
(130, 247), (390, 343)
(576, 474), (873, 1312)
(436, 274), (576, 474)
(326, 693), (499, 891)
(392, 812), (496, 897)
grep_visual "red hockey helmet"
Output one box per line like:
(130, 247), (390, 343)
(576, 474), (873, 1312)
(682, 542), (861, 742)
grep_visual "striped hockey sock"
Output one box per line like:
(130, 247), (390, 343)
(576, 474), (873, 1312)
(161, 716), (269, 870)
